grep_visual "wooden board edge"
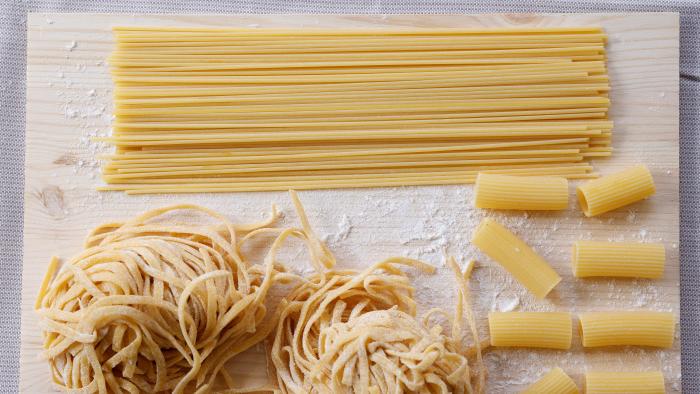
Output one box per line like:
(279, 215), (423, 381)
(19, 12), (683, 391)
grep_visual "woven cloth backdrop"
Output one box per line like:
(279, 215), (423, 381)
(1, 1), (698, 392)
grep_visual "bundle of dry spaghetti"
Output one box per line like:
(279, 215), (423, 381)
(35, 203), (291, 393)
(267, 193), (486, 393)
(99, 26), (612, 194)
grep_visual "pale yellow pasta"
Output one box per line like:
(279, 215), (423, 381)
(269, 201), (487, 393)
(474, 173), (568, 210)
(37, 191), (489, 393)
(522, 367), (579, 394)
(35, 203), (288, 393)
(579, 312), (674, 348)
(585, 371), (665, 394)
(572, 240), (665, 278)
(576, 164), (655, 216)
(102, 27), (611, 193)
(472, 218), (561, 298)
(488, 312), (572, 349)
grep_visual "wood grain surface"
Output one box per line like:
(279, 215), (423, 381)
(21, 13), (680, 393)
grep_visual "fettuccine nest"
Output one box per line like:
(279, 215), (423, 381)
(270, 194), (486, 393)
(36, 204), (288, 393)
(36, 192), (486, 394)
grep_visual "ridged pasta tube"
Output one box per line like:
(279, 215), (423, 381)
(576, 164), (655, 216)
(585, 371), (665, 394)
(522, 367), (579, 394)
(474, 173), (569, 210)
(489, 312), (572, 349)
(472, 218), (561, 298)
(572, 240), (665, 278)
(579, 311), (675, 348)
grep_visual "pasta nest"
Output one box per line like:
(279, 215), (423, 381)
(271, 257), (485, 394)
(35, 204), (285, 394)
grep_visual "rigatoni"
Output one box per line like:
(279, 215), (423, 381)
(584, 371), (665, 394)
(572, 241), (665, 278)
(489, 312), (572, 349)
(472, 218), (561, 298)
(522, 367), (579, 394)
(474, 173), (569, 210)
(576, 164), (655, 216)
(579, 311), (674, 348)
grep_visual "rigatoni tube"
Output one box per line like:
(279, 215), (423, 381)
(576, 164), (655, 216)
(472, 218), (561, 298)
(474, 173), (569, 210)
(572, 241), (665, 279)
(489, 312), (572, 349)
(579, 311), (674, 348)
(522, 367), (579, 394)
(585, 371), (665, 394)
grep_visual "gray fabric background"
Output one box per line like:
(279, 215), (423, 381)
(1, 1), (697, 392)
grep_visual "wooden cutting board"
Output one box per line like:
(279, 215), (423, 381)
(21, 13), (680, 392)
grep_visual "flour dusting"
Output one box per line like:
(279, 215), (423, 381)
(37, 22), (681, 393)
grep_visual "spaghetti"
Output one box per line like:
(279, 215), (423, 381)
(103, 27), (611, 193)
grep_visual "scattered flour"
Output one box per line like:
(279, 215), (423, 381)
(323, 214), (353, 246)
(493, 290), (520, 312)
(41, 27), (681, 393)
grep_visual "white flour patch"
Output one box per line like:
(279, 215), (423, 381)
(42, 26), (681, 393)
